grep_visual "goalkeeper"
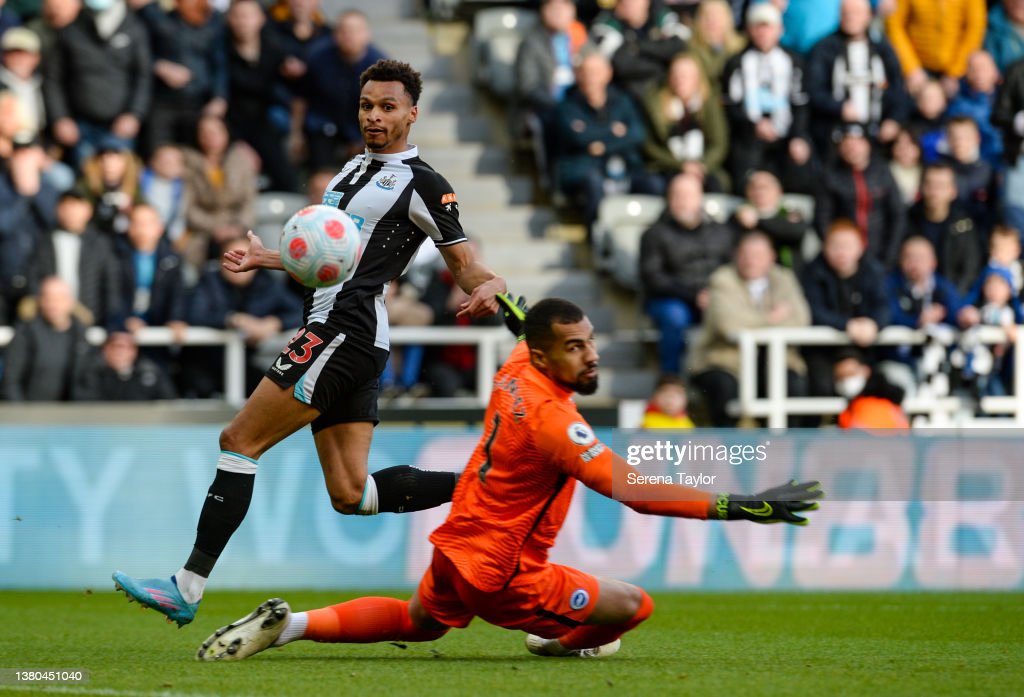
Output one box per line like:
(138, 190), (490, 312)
(197, 298), (823, 661)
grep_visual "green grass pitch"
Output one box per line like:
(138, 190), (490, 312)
(0, 590), (1021, 697)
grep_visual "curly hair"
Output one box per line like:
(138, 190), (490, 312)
(360, 59), (423, 105)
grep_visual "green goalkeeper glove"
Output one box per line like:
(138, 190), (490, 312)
(715, 480), (823, 526)
(495, 292), (529, 341)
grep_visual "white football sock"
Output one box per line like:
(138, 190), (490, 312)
(174, 568), (207, 604)
(273, 611), (308, 646)
(356, 475), (379, 515)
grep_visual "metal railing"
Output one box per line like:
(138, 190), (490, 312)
(0, 324), (513, 408)
(735, 325), (1024, 428)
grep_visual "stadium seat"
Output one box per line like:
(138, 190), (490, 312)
(591, 194), (664, 291)
(471, 7), (538, 101)
(256, 191), (308, 226)
(702, 193), (743, 223)
(254, 191), (309, 253)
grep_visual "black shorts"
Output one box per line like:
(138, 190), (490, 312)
(266, 326), (388, 433)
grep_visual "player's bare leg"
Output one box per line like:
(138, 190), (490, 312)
(526, 578), (653, 658)
(114, 378), (320, 625)
(314, 421), (460, 516)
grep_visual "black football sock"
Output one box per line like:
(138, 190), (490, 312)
(371, 466), (460, 513)
(184, 469), (255, 577)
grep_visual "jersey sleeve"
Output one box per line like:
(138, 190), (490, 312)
(533, 401), (711, 519)
(408, 167), (467, 247)
(531, 403), (614, 477)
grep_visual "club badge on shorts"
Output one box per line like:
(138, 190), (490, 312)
(569, 588), (590, 610)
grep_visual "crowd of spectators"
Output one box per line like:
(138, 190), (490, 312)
(0, 0), (390, 400)
(509, 0), (1024, 421)
(6, 0), (1024, 420)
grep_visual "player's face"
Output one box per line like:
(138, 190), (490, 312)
(359, 80), (418, 154)
(535, 318), (600, 395)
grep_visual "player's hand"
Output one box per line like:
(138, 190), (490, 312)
(715, 480), (823, 526)
(495, 292), (529, 340)
(457, 278), (504, 319)
(222, 231), (275, 273)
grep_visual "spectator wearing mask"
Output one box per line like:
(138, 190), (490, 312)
(43, 0), (150, 164)
(0, 276), (93, 401)
(834, 348), (910, 428)
(73, 329), (176, 400)
(639, 171), (735, 376)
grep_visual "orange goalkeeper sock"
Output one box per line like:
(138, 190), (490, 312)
(557, 590), (654, 651)
(303, 597), (448, 644)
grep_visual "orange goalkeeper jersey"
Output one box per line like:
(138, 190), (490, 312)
(429, 342), (611, 591)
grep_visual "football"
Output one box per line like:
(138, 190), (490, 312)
(279, 204), (361, 288)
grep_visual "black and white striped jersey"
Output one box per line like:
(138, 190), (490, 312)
(308, 145), (466, 351)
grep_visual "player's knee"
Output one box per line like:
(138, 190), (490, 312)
(618, 584), (653, 625)
(328, 482), (365, 515)
(219, 425), (250, 456)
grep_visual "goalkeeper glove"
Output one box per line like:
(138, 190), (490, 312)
(495, 292), (529, 341)
(714, 480), (823, 526)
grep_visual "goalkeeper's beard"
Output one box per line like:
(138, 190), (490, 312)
(563, 369), (599, 395)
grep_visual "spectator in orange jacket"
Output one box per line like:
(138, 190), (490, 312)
(834, 348), (910, 428)
(885, 0), (987, 97)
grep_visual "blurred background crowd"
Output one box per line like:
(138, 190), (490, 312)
(1, 0), (1023, 428)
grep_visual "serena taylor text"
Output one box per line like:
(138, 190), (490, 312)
(626, 472), (717, 487)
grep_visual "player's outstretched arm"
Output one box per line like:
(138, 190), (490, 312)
(223, 231), (285, 273)
(438, 242), (507, 318)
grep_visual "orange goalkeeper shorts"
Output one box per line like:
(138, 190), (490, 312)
(416, 548), (601, 639)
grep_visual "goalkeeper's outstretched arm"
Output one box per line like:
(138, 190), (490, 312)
(572, 452), (823, 526)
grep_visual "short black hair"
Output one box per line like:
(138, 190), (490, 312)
(524, 298), (585, 351)
(360, 59), (423, 105)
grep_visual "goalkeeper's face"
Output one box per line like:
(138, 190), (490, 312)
(359, 80), (418, 154)
(533, 318), (600, 396)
